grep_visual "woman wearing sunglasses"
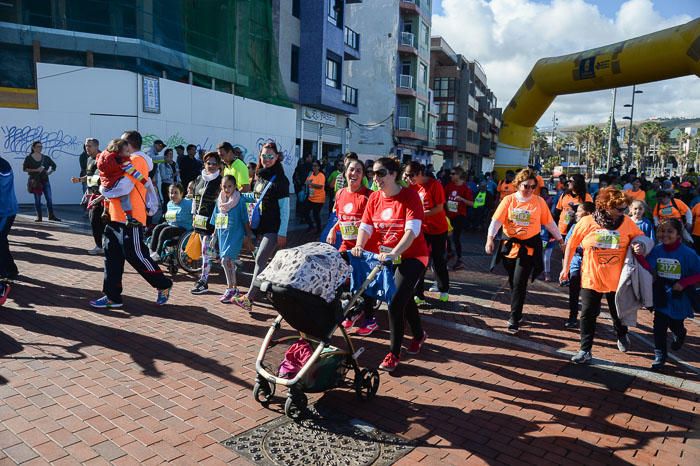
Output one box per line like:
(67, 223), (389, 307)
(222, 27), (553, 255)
(190, 152), (223, 294)
(351, 157), (429, 373)
(554, 174), (591, 236)
(561, 187), (647, 364)
(403, 161), (451, 303)
(232, 142), (290, 312)
(485, 168), (563, 333)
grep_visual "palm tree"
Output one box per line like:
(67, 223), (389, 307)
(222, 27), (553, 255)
(574, 130), (586, 166)
(675, 131), (690, 173)
(658, 143), (671, 174)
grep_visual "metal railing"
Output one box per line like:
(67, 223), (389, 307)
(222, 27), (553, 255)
(343, 84), (358, 106)
(400, 31), (415, 48)
(399, 74), (414, 89)
(398, 116), (413, 130)
(344, 26), (359, 50)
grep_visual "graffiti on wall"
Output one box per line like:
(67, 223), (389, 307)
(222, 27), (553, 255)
(142, 133), (214, 153)
(1, 125), (81, 159)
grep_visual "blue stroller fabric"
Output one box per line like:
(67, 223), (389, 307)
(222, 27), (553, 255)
(349, 252), (396, 304)
(320, 211), (342, 248)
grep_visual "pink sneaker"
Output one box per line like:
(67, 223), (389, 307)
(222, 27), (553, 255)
(220, 288), (238, 303)
(232, 295), (253, 312)
(355, 318), (378, 336)
(406, 331), (427, 355)
(378, 353), (399, 372)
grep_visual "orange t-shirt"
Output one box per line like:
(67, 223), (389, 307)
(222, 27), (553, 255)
(536, 175), (545, 194)
(498, 180), (516, 201)
(306, 172), (326, 204)
(565, 215), (644, 293)
(624, 189), (646, 202)
(653, 198), (689, 221)
(692, 204), (700, 236)
(107, 154), (148, 224)
(556, 192), (593, 234)
(493, 193), (553, 258)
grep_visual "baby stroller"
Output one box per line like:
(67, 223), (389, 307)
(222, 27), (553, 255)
(253, 242), (388, 420)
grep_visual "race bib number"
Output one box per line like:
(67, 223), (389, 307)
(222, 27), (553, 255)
(339, 221), (359, 240)
(379, 245), (401, 265)
(660, 206), (673, 216)
(447, 200), (459, 213)
(215, 213), (229, 229)
(164, 210), (177, 222)
(510, 208), (531, 227)
(656, 258), (681, 280)
(593, 229), (620, 249)
(193, 214), (208, 229)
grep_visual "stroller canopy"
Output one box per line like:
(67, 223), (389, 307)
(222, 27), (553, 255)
(257, 242), (351, 303)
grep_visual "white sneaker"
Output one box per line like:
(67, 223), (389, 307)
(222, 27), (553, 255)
(150, 251), (161, 262)
(429, 284), (439, 293)
(88, 246), (103, 255)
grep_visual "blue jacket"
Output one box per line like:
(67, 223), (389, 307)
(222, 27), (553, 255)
(349, 253), (396, 304)
(634, 217), (656, 243)
(0, 157), (18, 217)
(646, 243), (700, 320)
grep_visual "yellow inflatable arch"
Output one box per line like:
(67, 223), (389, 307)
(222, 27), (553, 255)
(494, 17), (700, 175)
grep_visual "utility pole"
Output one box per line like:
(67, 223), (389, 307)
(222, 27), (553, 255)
(606, 88), (616, 172)
(623, 85), (643, 169)
(550, 112), (558, 165)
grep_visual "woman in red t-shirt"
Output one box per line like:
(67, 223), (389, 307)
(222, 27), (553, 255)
(404, 162), (451, 303)
(443, 166), (474, 270)
(326, 160), (378, 336)
(352, 157), (429, 373)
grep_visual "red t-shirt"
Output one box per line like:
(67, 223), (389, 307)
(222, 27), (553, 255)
(443, 182), (473, 219)
(361, 188), (429, 264)
(334, 186), (374, 252)
(96, 150), (127, 189)
(410, 179), (449, 235)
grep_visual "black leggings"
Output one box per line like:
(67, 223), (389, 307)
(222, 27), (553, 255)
(389, 258), (425, 357)
(447, 215), (467, 258)
(88, 202), (104, 248)
(653, 311), (685, 354)
(416, 232), (449, 297)
(304, 201), (323, 231)
(161, 183), (171, 211)
(502, 254), (534, 322)
(568, 273), (582, 321)
(579, 288), (628, 352)
(149, 223), (185, 255)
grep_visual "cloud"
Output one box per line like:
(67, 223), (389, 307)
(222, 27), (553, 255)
(432, 0), (698, 128)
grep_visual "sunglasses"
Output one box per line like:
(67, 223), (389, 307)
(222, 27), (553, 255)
(374, 168), (389, 178)
(261, 153), (276, 160)
(521, 184), (537, 190)
(205, 160), (219, 166)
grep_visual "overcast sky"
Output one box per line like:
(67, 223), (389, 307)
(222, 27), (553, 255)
(432, 0), (700, 129)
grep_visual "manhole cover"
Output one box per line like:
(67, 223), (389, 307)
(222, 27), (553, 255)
(222, 406), (414, 465)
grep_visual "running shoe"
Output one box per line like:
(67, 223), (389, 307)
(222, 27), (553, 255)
(439, 292), (449, 303)
(671, 328), (687, 351)
(190, 280), (208, 295)
(88, 246), (104, 255)
(342, 311), (364, 330)
(414, 296), (427, 306)
(220, 288), (238, 303)
(149, 251), (161, 262)
(48, 215), (61, 222)
(651, 350), (666, 370)
(544, 273), (552, 282)
(355, 318), (378, 336)
(406, 331), (427, 355)
(156, 287), (171, 306)
(616, 334), (630, 353)
(378, 353), (399, 372)
(232, 295), (253, 312)
(571, 350), (592, 364)
(452, 260), (465, 271)
(507, 319), (519, 334)
(89, 296), (123, 309)
(429, 284), (439, 293)
(564, 319), (578, 329)
(0, 283), (10, 306)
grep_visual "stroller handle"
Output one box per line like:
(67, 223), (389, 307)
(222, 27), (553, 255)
(341, 249), (393, 266)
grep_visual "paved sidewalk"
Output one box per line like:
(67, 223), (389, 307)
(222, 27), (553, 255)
(1, 217), (699, 464)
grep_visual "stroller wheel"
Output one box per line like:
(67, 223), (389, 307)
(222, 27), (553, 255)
(253, 380), (275, 405)
(354, 368), (380, 401)
(284, 393), (307, 421)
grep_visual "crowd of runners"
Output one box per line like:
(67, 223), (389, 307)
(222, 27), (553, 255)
(1, 132), (699, 373)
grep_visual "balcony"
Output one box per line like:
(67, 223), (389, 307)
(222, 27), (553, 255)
(398, 116), (414, 131)
(399, 74), (414, 89)
(398, 31), (418, 56)
(343, 84), (358, 106)
(344, 26), (361, 61)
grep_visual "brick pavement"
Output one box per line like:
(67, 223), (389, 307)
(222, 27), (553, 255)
(0, 217), (699, 465)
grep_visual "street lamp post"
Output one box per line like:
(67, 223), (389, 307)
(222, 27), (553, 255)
(606, 88), (616, 173)
(550, 112), (558, 168)
(622, 85), (643, 172)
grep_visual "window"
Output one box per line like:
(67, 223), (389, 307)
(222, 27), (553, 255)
(439, 102), (455, 122)
(433, 77), (455, 98)
(417, 103), (426, 123)
(290, 45), (299, 83)
(326, 56), (340, 88)
(292, 0), (300, 18)
(328, 0), (343, 26)
(398, 103), (410, 117)
(401, 61), (412, 76)
(422, 21), (429, 46)
(419, 62), (427, 85)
